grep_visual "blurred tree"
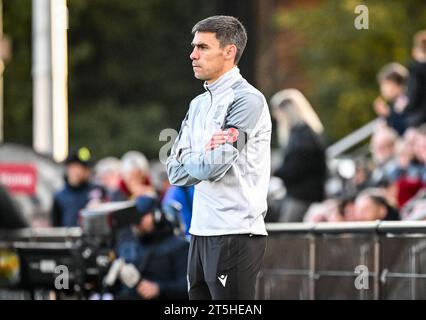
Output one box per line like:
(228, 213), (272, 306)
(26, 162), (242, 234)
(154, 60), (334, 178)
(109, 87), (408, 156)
(3, 0), (32, 145)
(273, 0), (426, 143)
(7, 0), (422, 159)
(67, 0), (217, 160)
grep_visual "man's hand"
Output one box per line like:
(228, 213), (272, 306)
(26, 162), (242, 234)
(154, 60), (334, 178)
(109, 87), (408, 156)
(373, 97), (390, 117)
(137, 279), (160, 300)
(205, 130), (229, 151)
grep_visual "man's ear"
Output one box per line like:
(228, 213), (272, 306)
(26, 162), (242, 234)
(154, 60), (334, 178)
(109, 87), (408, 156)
(224, 44), (237, 62)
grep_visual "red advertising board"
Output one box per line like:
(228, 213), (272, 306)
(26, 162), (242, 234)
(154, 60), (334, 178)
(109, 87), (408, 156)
(0, 163), (37, 195)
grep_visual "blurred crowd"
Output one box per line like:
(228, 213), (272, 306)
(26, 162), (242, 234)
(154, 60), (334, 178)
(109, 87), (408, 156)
(270, 30), (426, 223)
(49, 147), (192, 300)
(51, 30), (426, 230)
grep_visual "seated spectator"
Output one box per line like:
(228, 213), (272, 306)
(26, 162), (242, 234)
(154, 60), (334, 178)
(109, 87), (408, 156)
(369, 126), (398, 186)
(340, 159), (371, 199)
(339, 195), (356, 221)
(114, 195), (189, 300)
(413, 124), (426, 184)
(373, 63), (409, 135)
(389, 125), (426, 209)
(112, 151), (155, 201)
(94, 157), (122, 200)
(400, 189), (426, 220)
(303, 198), (344, 223)
(354, 189), (399, 221)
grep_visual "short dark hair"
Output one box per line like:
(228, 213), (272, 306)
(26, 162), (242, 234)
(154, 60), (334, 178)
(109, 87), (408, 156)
(192, 15), (247, 64)
(377, 63), (408, 86)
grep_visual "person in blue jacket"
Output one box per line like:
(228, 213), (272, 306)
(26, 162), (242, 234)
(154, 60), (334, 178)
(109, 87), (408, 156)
(51, 147), (106, 227)
(162, 185), (194, 239)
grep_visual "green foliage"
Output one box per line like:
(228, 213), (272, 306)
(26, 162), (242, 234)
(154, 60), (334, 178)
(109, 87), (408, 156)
(3, 0), (215, 160)
(67, 0), (216, 160)
(274, 0), (426, 143)
(3, 0), (32, 145)
(5, 0), (426, 158)
(69, 101), (169, 160)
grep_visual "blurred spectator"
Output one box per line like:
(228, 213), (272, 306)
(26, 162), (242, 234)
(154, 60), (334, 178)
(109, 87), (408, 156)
(354, 189), (399, 221)
(304, 198), (344, 223)
(112, 151), (155, 201)
(413, 124), (426, 172)
(94, 157), (122, 200)
(270, 89), (327, 222)
(339, 195), (356, 221)
(374, 63), (409, 135)
(387, 126), (425, 208)
(340, 159), (371, 199)
(162, 185), (194, 238)
(401, 189), (426, 220)
(51, 147), (107, 227)
(404, 30), (426, 128)
(114, 195), (189, 300)
(386, 129), (421, 207)
(369, 126), (398, 186)
(149, 161), (171, 200)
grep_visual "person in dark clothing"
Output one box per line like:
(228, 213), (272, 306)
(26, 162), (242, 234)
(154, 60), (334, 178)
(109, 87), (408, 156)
(373, 63), (409, 135)
(114, 195), (189, 300)
(51, 147), (106, 227)
(0, 184), (28, 229)
(270, 89), (327, 222)
(405, 30), (426, 128)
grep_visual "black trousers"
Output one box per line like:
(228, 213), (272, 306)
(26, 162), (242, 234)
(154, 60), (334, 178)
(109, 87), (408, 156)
(187, 234), (267, 300)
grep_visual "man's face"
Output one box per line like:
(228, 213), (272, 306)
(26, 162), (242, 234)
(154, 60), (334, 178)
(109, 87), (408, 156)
(371, 134), (395, 165)
(190, 32), (235, 84)
(354, 196), (385, 221)
(66, 163), (91, 187)
(414, 134), (426, 164)
(137, 213), (155, 235)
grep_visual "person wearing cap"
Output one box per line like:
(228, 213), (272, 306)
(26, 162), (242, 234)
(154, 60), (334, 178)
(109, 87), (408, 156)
(51, 147), (107, 227)
(114, 195), (189, 300)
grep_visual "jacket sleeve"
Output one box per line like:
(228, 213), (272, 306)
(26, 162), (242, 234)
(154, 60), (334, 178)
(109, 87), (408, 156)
(167, 108), (201, 186)
(179, 93), (264, 182)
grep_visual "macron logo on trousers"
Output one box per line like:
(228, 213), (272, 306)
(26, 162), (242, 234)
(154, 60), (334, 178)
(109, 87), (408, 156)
(218, 274), (228, 287)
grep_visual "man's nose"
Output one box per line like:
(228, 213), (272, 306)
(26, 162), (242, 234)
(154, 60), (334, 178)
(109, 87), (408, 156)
(190, 47), (198, 60)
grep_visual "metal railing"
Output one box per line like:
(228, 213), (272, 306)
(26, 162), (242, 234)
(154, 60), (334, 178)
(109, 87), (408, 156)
(325, 118), (380, 159)
(257, 221), (426, 300)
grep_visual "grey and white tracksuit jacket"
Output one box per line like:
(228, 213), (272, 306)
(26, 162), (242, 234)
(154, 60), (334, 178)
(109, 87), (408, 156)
(166, 67), (272, 236)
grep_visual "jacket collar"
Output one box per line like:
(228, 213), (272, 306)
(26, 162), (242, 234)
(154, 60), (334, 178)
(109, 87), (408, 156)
(203, 66), (242, 95)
